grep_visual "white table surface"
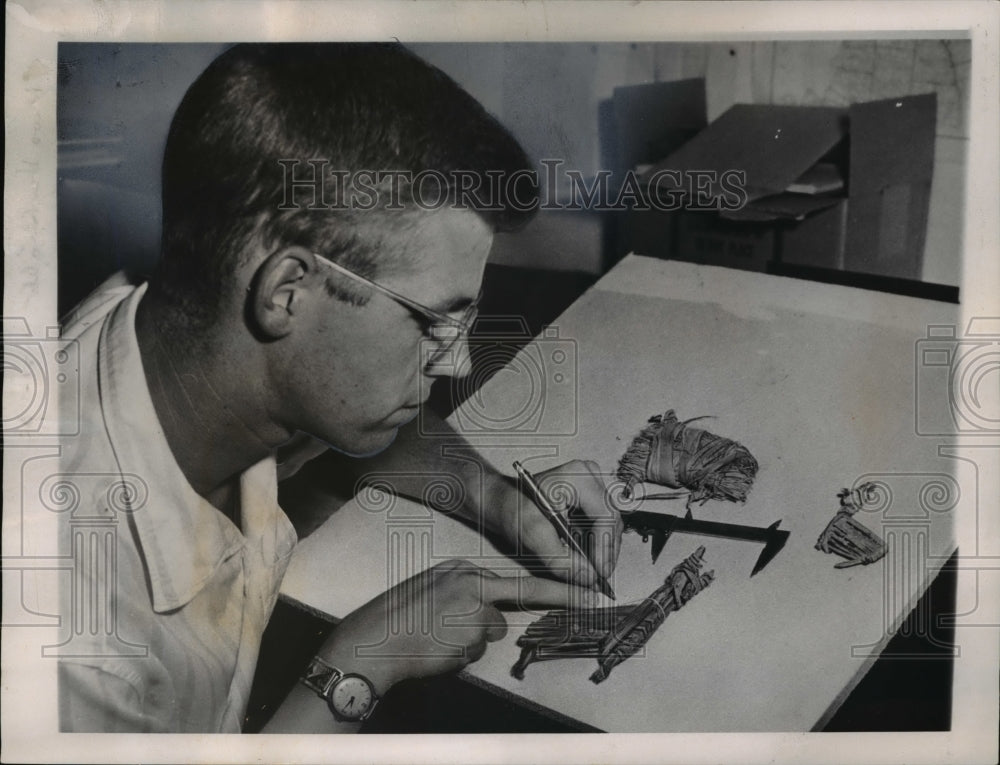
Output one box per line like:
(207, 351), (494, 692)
(280, 255), (962, 732)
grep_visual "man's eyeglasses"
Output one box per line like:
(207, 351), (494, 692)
(311, 252), (481, 356)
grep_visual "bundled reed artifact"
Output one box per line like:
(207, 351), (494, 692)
(617, 410), (759, 503)
(815, 482), (888, 568)
(511, 546), (715, 683)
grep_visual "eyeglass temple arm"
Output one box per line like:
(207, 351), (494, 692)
(312, 252), (464, 328)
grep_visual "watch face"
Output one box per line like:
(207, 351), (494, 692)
(329, 674), (375, 721)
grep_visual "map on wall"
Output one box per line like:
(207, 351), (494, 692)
(770, 40), (970, 138)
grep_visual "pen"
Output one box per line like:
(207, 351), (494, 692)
(512, 461), (616, 601)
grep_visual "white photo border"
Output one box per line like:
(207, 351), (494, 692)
(4, 2), (998, 763)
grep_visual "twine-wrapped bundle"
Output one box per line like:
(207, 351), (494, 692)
(617, 410), (759, 502)
(509, 607), (628, 680)
(510, 547), (714, 683)
(589, 546), (714, 684)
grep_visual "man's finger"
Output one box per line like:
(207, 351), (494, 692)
(572, 469), (623, 575)
(482, 604), (508, 642)
(466, 638), (489, 663)
(442, 599), (508, 644)
(575, 473), (616, 522)
(537, 547), (599, 589)
(481, 574), (597, 610)
(536, 465), (622, 580)
(575, 522), (621, 580)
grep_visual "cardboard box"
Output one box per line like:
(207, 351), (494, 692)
(674, 212), (776, 272)
(780, 198), (848, 270)
(604, 79), (708, 265)
(627, 93), (937, 279)
(647, 101), (849, 270)
(647, 103), (848, 203)
(844, 94), (937, 280)
(622, 206), (677, 262)
(608, 79), (707, 180)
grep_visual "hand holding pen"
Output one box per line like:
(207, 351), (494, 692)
(513, 460), (619, 600)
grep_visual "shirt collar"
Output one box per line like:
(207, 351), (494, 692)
(97, 284), (296, 613)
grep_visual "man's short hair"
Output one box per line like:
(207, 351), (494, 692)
(155, 42), (538, 321)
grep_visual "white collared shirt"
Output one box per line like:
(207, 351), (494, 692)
(56, 278), (298, 732)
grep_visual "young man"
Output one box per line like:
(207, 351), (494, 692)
(56, 43), (621, 732)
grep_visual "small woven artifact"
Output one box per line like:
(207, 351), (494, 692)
(815, 482), (888, 568)
(617, 410), (759, 503)
(511, 546), (714, 683)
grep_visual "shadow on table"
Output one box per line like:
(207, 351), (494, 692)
(249, 264), (955, 733)
(246, 554), (956, 733)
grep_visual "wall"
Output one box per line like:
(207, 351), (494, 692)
(57, 41), (969, 296)
(416, 40), (970, 285)
(671, 40), (970, 287)
(57, 43), (228, 310)
(412, 43), (669, 275)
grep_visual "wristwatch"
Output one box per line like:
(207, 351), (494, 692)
(301, 656), (380, 722)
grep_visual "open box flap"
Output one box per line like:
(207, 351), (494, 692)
(608, 78), (708, 179)
(643, 103), (848, 201)
(849, 93), (937, 194)
(844, 93), (937, 279)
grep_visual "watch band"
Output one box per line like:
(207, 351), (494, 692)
(301, 656), (380, 722)
(301, 656), (343, 698)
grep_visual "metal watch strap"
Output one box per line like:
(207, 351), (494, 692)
(301, 656), (380, 722)
(301, 656), (343, 699)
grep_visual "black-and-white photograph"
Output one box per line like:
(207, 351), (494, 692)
(4, 2), (998, 764)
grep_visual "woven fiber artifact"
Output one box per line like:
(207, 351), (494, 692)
(617, 410), (759, 503)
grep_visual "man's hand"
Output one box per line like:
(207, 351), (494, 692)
(315, 559), (596, 696)
(492, 460), (624, 592)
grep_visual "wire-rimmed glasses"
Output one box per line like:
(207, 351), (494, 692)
(311, 252), (481, 359)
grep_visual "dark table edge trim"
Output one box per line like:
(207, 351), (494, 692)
(277, 593), (601, 732)
(809, 546), (958, 732)
(279, 544), (956, 734)
(278, 592), (340, 625)
(767, 262), (960, 304)
(456, 669), (603, 733)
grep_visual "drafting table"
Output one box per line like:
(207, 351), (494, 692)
(280, 255), (962, 732)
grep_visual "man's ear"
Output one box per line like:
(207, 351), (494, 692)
(247, 247), (319, 339)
